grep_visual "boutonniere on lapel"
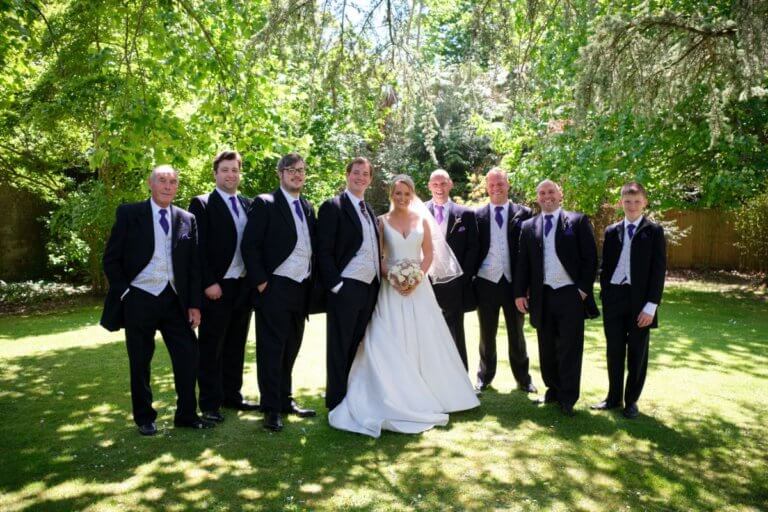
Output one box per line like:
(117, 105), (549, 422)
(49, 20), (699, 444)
(639, 231), (649, 240)
(452, 215), (466, 233)
(562, 219), (575, 237)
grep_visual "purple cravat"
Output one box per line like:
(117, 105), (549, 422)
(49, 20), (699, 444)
(544, 214), (553, 237)
(159, 209), (170, 235)
(627, 223), (636, 240)
(229, 196), (240, 218)
(494, 206), (504, 228)
(293, 199), (304, 222)
(435, 205), (445, 224)
(359, 200), (369, 223)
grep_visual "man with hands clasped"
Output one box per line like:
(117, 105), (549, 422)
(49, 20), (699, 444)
(188, 151), (258, 424)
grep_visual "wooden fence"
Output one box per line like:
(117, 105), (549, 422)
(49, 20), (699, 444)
(658, 209), (760, 270)
(591, 208), (760, 271)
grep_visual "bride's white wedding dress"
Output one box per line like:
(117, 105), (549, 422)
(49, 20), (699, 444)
(328, 217), (480, 437)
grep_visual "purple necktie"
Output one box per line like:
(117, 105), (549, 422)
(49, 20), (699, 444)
(494, 206), (504, 228)
(293, 199), (304, 222)
(544, 214), (553, 237)
(627, 223), (635, 240)
(229, 196), (240, 218)
(159, 209), (169, 235)
(359, 201), (369, 223)
(435, 205), (444, 224)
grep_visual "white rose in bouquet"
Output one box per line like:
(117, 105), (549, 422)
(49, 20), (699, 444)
(387, 259), (423, 292)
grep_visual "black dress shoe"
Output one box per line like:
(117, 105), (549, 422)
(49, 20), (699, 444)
(560, 403), (576, 417)
(283, 401), (316, 418)
(518, 382), (538, 394)
(590, 400), (622, 411)
(201, 410), (225, 423)
(532, 389), (558, 405)
(222, 400), (261, 411)
(138, 422), (157, 436)
(174, 417), (216, 429)
(263, 412), (283, 432)
(622, 403), (639, 419)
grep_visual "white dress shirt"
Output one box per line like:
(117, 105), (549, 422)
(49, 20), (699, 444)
(215, 188), (247, 279)
(610, 216), (657, 316)
(130, 199), (176, 296)
(273, 187), (312, 282)
(542, 208), (575, 289)
(477, 202), (512, 283)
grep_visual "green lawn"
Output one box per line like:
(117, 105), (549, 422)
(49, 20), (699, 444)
(0, 280), (766, 511)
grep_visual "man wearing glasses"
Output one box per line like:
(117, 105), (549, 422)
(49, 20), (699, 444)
(241, 153), (318, 432)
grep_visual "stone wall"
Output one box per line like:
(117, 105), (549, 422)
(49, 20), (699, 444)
(0, 183), (50, 280)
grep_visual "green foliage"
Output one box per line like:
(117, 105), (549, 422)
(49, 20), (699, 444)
(0, 279), (90, 311)
(734, 191), (768, 273)
(2, 0), (767, 276)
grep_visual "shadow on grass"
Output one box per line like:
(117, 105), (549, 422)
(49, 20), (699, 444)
(588, 285), (768, 379)
(1, 338), (766, 511)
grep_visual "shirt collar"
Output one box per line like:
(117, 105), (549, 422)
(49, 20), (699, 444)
(491, 200), (510, 212)
(150, 198), (170, 216)
(215, 187), (237, 201)
(624, 215), (643, 229)
(345, 189), (365, 203)
(280, 186), (300, 203)
(544, 207), (561, 220)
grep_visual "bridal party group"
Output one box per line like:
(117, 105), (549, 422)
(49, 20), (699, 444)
(100, 150), (667, 438)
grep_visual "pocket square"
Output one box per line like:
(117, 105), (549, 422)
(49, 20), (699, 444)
(457, 226), (466, 233)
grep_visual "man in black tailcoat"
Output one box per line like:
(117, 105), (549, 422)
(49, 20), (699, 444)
(241, 153), (318, 432)
(592, 182), (666, 419)
(474, 167), (536, 393)
(425, 168), (479, 370)
(101, 165), (214, 435)
(514, 179), (599, 417)
(188, 150), (258, 423)
(317, 157), (381, 411)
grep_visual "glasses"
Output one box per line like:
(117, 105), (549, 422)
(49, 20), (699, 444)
(282, 167), (306, 176)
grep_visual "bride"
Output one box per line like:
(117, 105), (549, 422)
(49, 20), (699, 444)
(328, 174), (480, 437)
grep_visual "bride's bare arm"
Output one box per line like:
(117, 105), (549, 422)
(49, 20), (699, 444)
(420, 218), (433, 274)
(377, 215), (388, 277)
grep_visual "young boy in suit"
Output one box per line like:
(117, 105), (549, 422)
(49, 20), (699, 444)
(592, 182), (666, 419)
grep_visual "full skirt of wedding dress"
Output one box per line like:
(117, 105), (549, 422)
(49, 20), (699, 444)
(329, 277), (480, 438)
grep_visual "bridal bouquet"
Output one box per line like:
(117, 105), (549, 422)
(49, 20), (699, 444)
(388, 259), (423, 292)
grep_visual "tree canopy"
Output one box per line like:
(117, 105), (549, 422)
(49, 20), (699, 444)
(1, 0), (766, 287)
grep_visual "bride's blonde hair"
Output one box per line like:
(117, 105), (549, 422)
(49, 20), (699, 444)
(389, 174), (416, 200)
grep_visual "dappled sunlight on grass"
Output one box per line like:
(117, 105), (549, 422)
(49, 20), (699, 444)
(0, 281), (766, 510)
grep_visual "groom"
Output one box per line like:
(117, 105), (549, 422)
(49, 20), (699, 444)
(317, 157), (381, 410)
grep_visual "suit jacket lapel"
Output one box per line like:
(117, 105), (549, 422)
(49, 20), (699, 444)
(210, 189), (237, 238)
(633, 216), (649, 240)
(554, 210), (567, 248)
(534, 213), (544, 249)
(274, 188), (296, 229)
(443, 203), (455, 234)
(141, 199), (155, 264)
(342, 192), (364, 235)
(506, 203), (517, 238)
